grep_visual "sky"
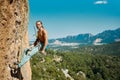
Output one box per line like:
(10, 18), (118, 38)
(28, 0), (120, 41)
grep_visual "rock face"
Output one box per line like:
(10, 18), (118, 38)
(0, 0), (31, 80)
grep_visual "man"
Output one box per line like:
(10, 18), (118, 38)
(31, 20), (48, 55)
(9, 21), (48, 70)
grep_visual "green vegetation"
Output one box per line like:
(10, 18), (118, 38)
(30, 42), (120, 80)
(53, 42), (120, 56)
(73, 42), (120, 55)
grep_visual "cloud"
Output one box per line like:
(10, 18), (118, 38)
(49, 40), (80, 46)
(94, 0), (108, 5)
(115, 39), (120, 42)
(94, 38), (102, 43)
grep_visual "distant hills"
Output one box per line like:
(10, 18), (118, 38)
(49, 28), (120, 46)
(73, 41), (120, 55)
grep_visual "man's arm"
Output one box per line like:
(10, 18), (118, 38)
(34, 38), (39, 46)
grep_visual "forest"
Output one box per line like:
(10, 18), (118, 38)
(30, 42), (120, 80)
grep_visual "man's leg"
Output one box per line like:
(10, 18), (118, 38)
(18, 47), (38, 67)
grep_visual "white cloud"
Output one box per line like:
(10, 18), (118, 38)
(94, 0), (108, 5)
(93, 38), (103, 45)
(115, 39), (120, 42)
(94, 38), (102, 43)
(49, 40), (80, 46)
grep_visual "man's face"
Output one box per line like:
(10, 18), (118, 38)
(36, 22), (42, 29)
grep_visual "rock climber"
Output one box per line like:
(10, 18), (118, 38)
(30, 20), (48, 55)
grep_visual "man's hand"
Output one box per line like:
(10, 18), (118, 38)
(41, 50), (47, 55)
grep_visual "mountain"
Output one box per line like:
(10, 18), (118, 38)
(49, 33), (93, 43)
(92, 28), (120, 43)
(49, 28), (120, 45)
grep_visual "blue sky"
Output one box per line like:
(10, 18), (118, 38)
(28, 0), (120, 41)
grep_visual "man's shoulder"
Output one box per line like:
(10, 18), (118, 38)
(42, 29), (47, 34)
